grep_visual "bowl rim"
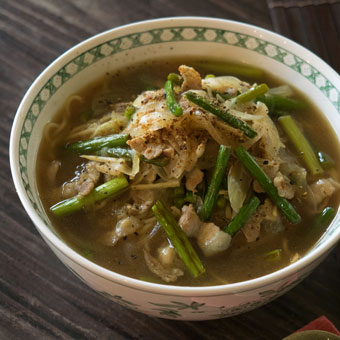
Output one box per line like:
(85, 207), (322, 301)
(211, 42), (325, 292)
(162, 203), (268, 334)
(10, 16), (340, 297)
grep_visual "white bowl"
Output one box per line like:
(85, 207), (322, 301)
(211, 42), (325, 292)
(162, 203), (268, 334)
(10, 17), (340, 320)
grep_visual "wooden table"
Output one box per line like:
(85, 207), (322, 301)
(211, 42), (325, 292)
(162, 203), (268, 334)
(1, 1), (339, 339)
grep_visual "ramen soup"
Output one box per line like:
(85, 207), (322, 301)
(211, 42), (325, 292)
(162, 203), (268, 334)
(37, 59), (340, 286)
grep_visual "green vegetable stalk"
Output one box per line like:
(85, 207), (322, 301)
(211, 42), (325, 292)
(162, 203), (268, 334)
(263, 249), (282, 262)
(235, 146), (301, 224)
(50, 176), (129, 216)
(124, 105), (136, 119)
(167, 73), (183, 85)
(164, 79), (183, 117)
(152, 200), (205, 278)
(234, 83), (269, 103)
(200, 145), (231, 221)
(279, 115), (323, 176)
(185, 92), (257, 138)
(313, 206), (335, 230)
(223, 196), (260, 236)
(309, 206), (336, 240)
(257, 94), (306, 113)
(317, 151), (334, 170)
(197, 62), (263, 79)
(65, 134), (129, 153)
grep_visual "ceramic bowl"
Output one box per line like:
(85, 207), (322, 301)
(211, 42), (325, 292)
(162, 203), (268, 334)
(10, 17), (340, 320)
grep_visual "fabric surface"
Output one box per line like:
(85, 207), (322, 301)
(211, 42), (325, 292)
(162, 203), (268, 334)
(296, 315), (340, 335)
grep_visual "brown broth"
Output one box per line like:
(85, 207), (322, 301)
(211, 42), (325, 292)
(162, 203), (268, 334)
(36, 57), (340, 286)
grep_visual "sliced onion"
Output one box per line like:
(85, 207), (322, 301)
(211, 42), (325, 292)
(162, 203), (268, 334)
(81, 154), (139, 178)
(268, 85), (293, 97)
(228, 160), (252, 213)
(228, 108), (265, 121)
(202, 76), (243, 93)
(130, 149), (140, 178)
